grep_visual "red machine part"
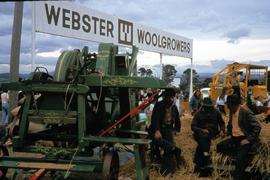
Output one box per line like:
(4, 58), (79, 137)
(99, 90), (161, 137)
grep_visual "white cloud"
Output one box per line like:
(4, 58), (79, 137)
(137, 51), (191, 66)
(0, 63), (56, 74)
(0, 64), (9, 73)
(193, 38), (270, 64)
(138, 38), (270, 67)
(37, 49), (62, 58)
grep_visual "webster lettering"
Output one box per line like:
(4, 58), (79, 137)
(44, 3), (114, 37)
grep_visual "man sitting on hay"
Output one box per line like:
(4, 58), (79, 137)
(217, 94), (261, 180)
(191, 97), (225, 171)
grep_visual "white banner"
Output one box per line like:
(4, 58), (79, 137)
(35, 1), (193, 58)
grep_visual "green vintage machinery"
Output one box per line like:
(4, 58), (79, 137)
(0, 43), (167, 179)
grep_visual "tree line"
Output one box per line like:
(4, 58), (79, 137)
(138, 65), (213, 93)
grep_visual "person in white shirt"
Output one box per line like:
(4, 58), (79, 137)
(174, 90), (181, 113)
(254, 96), (265, 114)
(216, 88), (227, 115)
(267, 95), (270, 108)
(1, 90), (9, 125)
(255, 97), (264, 107)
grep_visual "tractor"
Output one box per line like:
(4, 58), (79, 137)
(0, 43), (168, 179)
(209, 62), (269, 118)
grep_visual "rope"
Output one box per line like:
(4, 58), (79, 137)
(64, 84), (71, 111)
(64, 144), (80, 179)
(32, 92), (39, 114)
(66, 92), (75, 114)
(64, 83), (75, 114)
(95, 73), (103, 113)
(64, 72), (103, 178)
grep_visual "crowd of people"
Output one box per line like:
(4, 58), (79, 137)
(148, 87), (261, 180)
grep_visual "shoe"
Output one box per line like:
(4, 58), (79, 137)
(194, 165), (201, 173)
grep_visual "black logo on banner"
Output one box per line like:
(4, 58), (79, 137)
(118, 19), (133, 45)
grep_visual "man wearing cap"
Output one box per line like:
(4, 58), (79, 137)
(216, 94), (261, 180)
(190, 90), (201, 115)
(148, 88), (181, 175)
(191, 97), (225, 170)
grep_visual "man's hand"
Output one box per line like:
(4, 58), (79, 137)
(154, 130), (162, 139)
(201, 129), (209, 134)
(240, 139), (250, 145)
(219, 131), (225, 138)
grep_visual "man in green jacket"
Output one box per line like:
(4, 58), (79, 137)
(217, 94), (261, 180)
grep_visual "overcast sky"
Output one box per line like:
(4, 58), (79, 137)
(0, 0), (270, 75)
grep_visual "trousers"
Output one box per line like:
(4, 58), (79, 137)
(193, 132), (212, 168)
(217, 136), (252, 180)
(1, 103), (9, 125)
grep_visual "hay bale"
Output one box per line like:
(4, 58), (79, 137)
(250, 122), (270, 174)
(250, 141), (270, 174)
(255, 113), (266, 123)
(119, 159), (136, 179)
(210, 120), (270, 179)
(211, 137), (233, 180)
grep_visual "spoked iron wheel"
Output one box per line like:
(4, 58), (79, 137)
(102, 151), (119, 180)
(0, 146), (9, 178)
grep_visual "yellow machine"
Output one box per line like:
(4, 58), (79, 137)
(209, 63), (268, 104)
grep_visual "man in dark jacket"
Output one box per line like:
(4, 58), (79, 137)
(191, 97), (225, 170)
(190, 90), (201, 115)
(216, 94), (261, 180)
(148, 88), (181, 175)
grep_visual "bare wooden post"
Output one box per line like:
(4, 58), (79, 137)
(189, 58), (193, 101)
(160, 53), (163, 80)
(9, 2), (24, 115)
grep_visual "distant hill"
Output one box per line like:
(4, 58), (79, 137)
(175, 72), (213, 79)
(0, 73), (29, 82)
(199, 72), (214, 78)
(0, 73), (9, 80)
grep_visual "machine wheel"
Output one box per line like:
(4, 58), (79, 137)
(102, 151), (119, 180)
(0, 146), (9, 178)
